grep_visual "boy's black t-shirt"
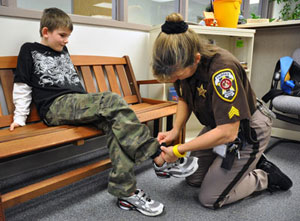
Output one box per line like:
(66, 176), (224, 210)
(14, 42), (86, 120)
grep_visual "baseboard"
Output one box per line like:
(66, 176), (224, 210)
(271, 127), (300, 142)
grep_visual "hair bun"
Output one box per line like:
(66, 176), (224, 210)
(161, 21), (188, 34)
(162, 13), (187, 34)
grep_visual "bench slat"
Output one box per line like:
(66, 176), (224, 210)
(136, 105), (177, 122)
(0, 115), (12, 127)
(93, 65), (108, 92)
(0, 109), (41, 128)
(80, 66), (97, 93)
(0, 56), (17, 69)
(0, 70), (14, 114)
(0, 106), (40, 128)
(123, 56), (142, 103)
(115, 65), (131, 96)
(105, 65), (121, 95)
(123, 95), (139, 104)
(2, 158), (112, 209)
(71, 55), (126, 66)
(133, 102), (175, 114)
(0, 122), (67, 142)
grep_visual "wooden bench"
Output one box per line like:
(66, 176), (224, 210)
(0, 55), (184, 220)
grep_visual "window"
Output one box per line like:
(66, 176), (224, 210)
(128, 0), (178, 26)
(187, 0), (210, 23)
(73, 0), (112, 19)
(249, 0), (260, 17)
(16, 0), (72, 13)
(16, 0), (113, 20)
(0, 0), (277, 31)
(241, 0), (272, 19)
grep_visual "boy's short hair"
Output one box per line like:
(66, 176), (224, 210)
(40, 7), (73, 37)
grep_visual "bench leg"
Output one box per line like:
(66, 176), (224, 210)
(166, 115), (186, 144)
(153, 119), (162, 138)
(154, 116), (174, 137)
(0, 194), (5, 221)
(179, 125), (186, 144)
(166, 115), (173, 131)
(152, 115), (186, 145)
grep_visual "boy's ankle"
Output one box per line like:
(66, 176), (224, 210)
(153, 157), (164, 167)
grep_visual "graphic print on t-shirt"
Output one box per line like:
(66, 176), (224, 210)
(32, 51), (80, 87)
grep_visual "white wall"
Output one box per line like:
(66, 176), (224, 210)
(128, 0), (176, 26)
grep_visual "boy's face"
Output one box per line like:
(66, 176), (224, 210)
(41, 27), (72, 52)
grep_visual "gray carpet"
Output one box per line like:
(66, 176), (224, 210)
(5, 138), (300, 221)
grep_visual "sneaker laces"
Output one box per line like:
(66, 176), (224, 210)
(136, 189), (151, 202)
(169, 160), (179, 167)
(168, 158), (184, 167)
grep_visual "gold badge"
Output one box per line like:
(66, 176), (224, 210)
(228, 106), (240, 119)
(212, 69), (238, 102)
(197, 84), (207, 98)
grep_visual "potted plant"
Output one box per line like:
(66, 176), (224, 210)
(271, 0), (300, 20)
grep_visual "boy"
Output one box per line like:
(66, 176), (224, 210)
(10, 8), (199, 217)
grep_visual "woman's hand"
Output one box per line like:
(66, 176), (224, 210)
(157, 128), (179, 145)
(10, 122), (20, 131)
(160, 146), (178, 163)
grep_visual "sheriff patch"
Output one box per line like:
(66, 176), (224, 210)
(212, 68), (238, 102)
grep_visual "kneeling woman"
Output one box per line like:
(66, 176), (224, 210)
(152, 13), (292, 209)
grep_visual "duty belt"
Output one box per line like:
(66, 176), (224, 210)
(221, 119), (258, 170)
(256, 98), (276, 119)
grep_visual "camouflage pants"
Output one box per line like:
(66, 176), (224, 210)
(45, 92), (160, 197)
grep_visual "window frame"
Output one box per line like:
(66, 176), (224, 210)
(241, 0), (274, 19)
(1, 0), (274, 30)
(0, 0), (185, 31)
(0, 0), (150, 31)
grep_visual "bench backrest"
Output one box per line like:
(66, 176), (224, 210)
(0, 55), (142, 129)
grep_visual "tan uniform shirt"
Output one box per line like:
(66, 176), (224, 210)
(174, 48), (257, 128)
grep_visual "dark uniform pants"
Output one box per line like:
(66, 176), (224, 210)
(186, 109), (272, 209)
(45, 92), (160, 197)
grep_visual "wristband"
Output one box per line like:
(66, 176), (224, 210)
(172, 144), (186, 158)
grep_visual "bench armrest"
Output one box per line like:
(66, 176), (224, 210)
(136, 79), (161, 85)
(137, 79), (174, 90)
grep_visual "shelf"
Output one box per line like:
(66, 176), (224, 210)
(238, 20), (300, 29)
(151, 25), (255, 37)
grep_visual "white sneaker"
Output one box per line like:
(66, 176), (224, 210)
(153, 157), (199, 178)
(117, 189), (164, 217)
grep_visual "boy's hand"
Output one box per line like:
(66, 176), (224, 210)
(10, 122), (20, 131)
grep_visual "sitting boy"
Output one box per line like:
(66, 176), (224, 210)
(9, 8), (199, 217)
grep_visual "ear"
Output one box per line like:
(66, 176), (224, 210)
(41, 27), (49, 38)
(194, 53), (201, 64)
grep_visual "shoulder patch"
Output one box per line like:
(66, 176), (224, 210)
(212, 68), (238, 102)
